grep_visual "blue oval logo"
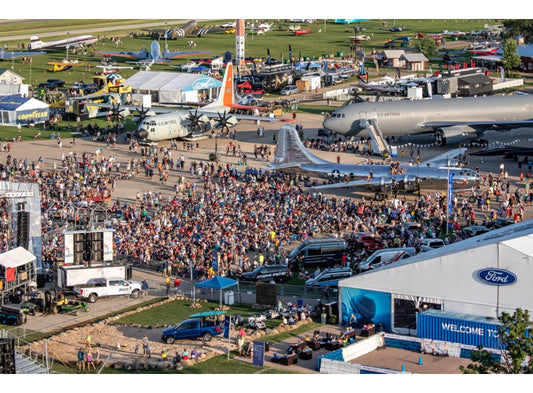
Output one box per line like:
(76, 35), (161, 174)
(476, 268), (517, 286)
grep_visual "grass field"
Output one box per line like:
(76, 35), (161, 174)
(0, 18), (507, 135)
(2, 18), (497, 88)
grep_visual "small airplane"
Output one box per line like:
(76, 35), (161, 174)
(287, 25), (301, 32)
(143, 20), (235, 39)
(250, 22), (273, 34)
(98, 41), (212, 66)
(323, 94), (533, 147)
(48, 59), (84, 72)
(416, 32), (442, 41)
(293, 27), (312, 36)
(349, 35), (371, 43)
(269, 125), (479, 201)
(0, 47), (45, 60)
(96, 63), (134, 74)
(219, 22), (236, 29)
(28, 35), (97, 51)
(469, 46), (499, 56)
(441, 30), (467, 38)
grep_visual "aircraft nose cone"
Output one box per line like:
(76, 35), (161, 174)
(137, 128), (148, 139)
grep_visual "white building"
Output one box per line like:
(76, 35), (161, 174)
(339, 219), (533, 335)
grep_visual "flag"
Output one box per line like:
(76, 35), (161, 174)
(447, 171), (454, 214)
(6, 267), (15, 282)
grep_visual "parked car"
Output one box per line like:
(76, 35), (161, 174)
(47, 78), (66, 88)
(161, 311), (225, 344)
(38, 81), (56, 90)
(462, 225), (490, 238)
(280, 85), (298, 95)
(486, 217), (515, 229)
(305, 267), (353, 288)
(351, 232), (387, 252)
(419, 238), (446, 252)
(240, 264), (292, 282)
(288, 238), (348, 271)
(358, 247), (416, 272)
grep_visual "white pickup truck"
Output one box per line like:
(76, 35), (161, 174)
(419, 238), (446, 252)
(74, 278), (142, 303)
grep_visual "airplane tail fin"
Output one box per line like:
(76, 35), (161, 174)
(273, 125), (331, 166)
(205, 62), (234, 111)
(29, 36), (43, 50)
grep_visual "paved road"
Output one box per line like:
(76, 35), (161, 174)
(0, 19), (211, 41)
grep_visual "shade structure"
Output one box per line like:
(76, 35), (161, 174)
(193, 276), (238, 306)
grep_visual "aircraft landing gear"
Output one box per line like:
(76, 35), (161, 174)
(374, 193), (387, 201)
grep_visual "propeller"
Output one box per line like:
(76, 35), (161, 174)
(184, 108), (205, 133)
(214, 111), (233, 134)
(133, 104), (150, 125)
(109, 102), (125, 123)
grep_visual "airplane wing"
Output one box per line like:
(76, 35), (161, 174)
(421, 148), (466, 167)
(97, 50), (146, 59)
(163, 49), (213, 59)
(423, 120), (533, 130)
(311, 174), (419, 191)
(0, 50), (46, 59)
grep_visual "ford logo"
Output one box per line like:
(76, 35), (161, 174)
(476, 268), (517, 286)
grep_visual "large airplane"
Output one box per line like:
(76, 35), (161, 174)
(28, 35), (97, 51)
(269, 126), (480, 201)
(98, 40), (212, 66)
(323, 94), (533, 146)
(116, 62), (291, 143)
(143, 20), (235, 39)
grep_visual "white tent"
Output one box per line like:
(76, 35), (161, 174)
(339, 219), (533, 333)
(0, 247), (36, 268)
(124, 71), (221, 104)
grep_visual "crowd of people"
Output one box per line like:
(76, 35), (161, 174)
(0, 135), (531, 278)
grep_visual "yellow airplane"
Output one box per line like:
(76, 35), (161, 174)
(48, 60), (84, 72)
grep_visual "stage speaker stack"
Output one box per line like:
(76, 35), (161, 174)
(16, 211), (30, 250)
(0, 338), (16, 374)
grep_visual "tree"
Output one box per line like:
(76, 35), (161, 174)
(414, 36), (439, 59)
(501, 38), (522, 73)
(460, 308), (533, 374)
(503, 20), (533, 42)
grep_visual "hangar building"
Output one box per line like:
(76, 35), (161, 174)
(123, 71), (222, 105)
(339, 219), (533, 337)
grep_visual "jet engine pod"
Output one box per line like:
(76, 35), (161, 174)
(435, 126), (477, 146)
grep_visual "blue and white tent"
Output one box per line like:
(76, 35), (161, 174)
(0, 95), (49, 126)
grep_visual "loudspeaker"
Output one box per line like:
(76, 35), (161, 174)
(0, 339), (16, 374)
(17, 211), (30, 250)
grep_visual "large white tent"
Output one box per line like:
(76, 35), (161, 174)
(339, 219), (533, 335)
(124, 71), (221, 104)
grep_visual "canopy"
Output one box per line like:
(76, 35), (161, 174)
(193, 276), (238, 306)
(195, 276), (237, 289)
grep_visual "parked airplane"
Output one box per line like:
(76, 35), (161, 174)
(98, 40), (212, 66)
(0, 47), (45, 60)
(269, 126), (479, 200)
(28, 35), (97, 51)
(143, 20), (235, 39)
(293, 27), (312, 36)
(323, 95), (533, 146)
(98, 62), (291, 143)
(250, 22), (273, 34)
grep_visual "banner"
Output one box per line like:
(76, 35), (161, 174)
(447, 172), (454, 214)
(252, 341), (265, 367)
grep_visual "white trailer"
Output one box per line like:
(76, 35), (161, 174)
(57, 263), (132, 291)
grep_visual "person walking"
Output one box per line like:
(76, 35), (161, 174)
(77, 348), (85, 372)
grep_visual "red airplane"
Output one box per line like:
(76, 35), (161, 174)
(469, 46), (499, 56)
(293, 27), (311, 36)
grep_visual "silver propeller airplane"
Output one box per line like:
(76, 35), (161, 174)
(269, 125), (480, 201)
(323, 94), (533, 146)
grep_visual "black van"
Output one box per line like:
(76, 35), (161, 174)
(287, 238), (347, 271)
(240, 264), (292, 283)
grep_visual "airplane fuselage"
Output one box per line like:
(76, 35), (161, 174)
(137, 111), (192, 141)
(323, 95), (533, 138)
